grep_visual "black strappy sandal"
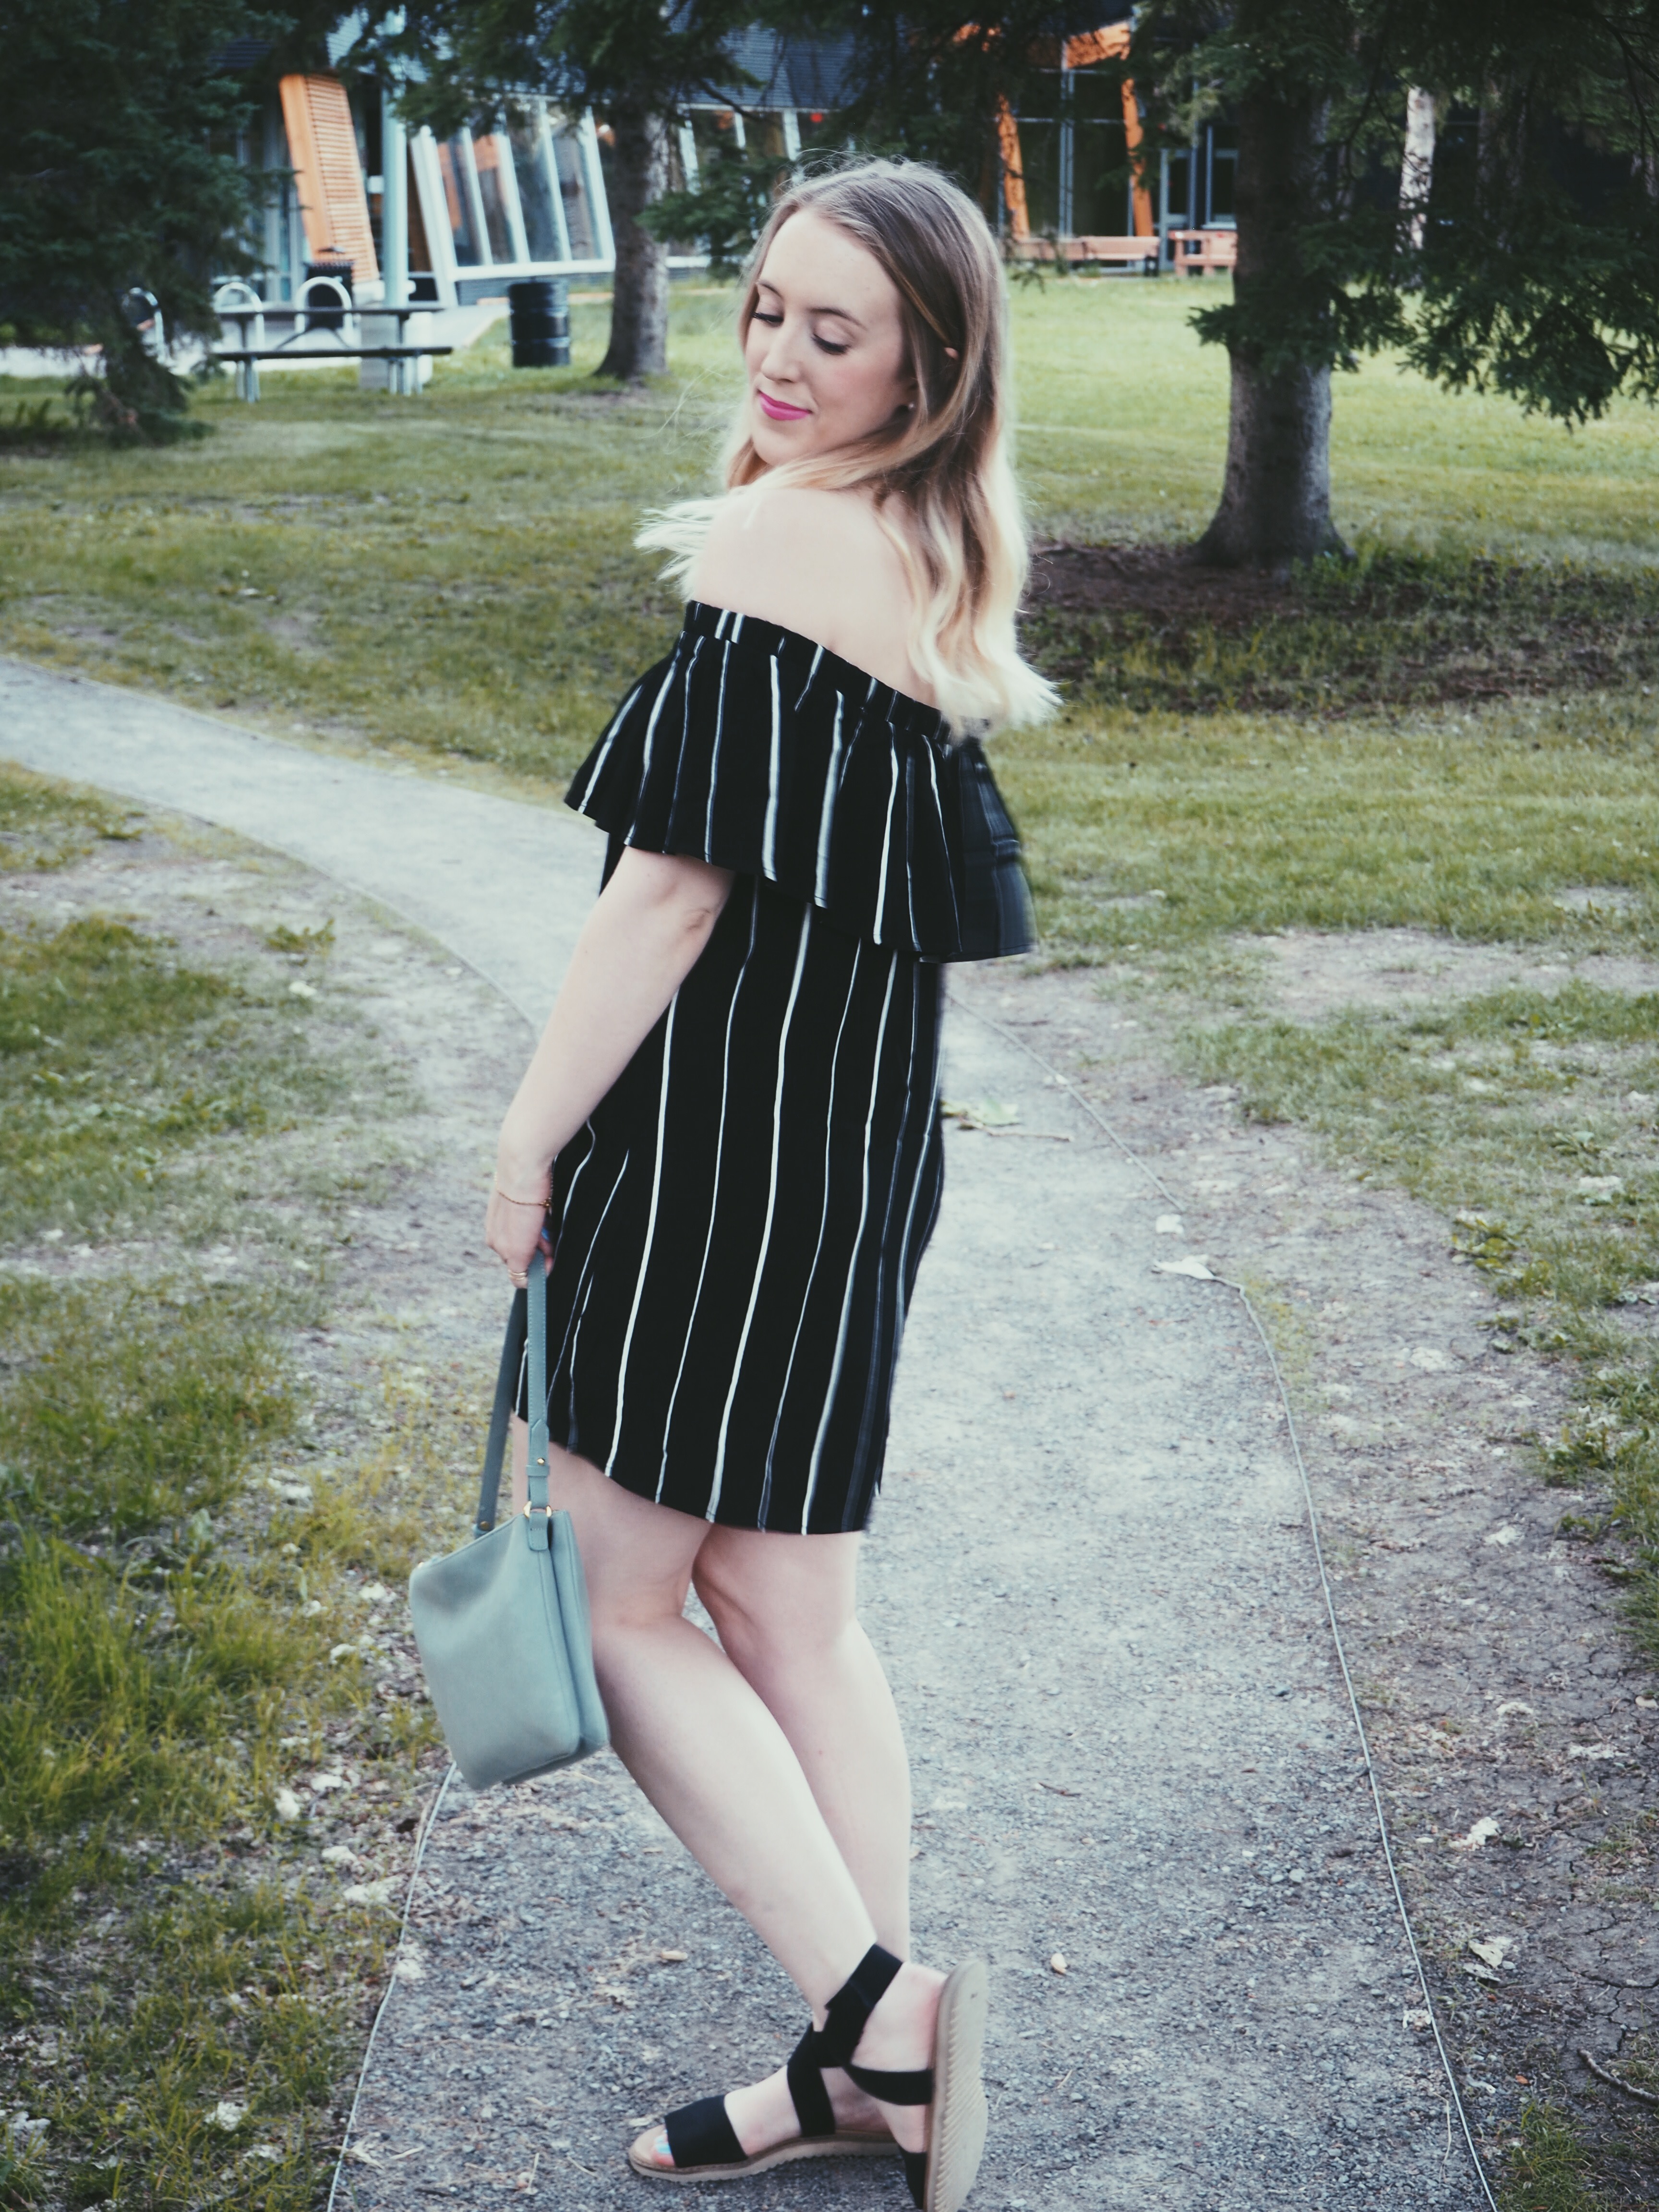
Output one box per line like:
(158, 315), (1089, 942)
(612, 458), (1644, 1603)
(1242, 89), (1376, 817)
(626, 2021), (893, 2183)
(813, 1945), (989, 2212)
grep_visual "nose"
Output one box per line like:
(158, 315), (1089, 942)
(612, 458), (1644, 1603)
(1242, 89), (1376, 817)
(756, 315), (803, 386)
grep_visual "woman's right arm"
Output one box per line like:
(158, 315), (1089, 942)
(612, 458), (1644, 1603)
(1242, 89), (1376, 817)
(485, 846), (732, 1278)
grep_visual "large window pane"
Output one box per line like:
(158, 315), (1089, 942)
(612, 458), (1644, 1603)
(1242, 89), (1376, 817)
(437, 137), (481, 264)
(1073, 120), (1129, 234)
(1015, 119), (1061, 235)
(551, 121), (596, 258)
(510, 120), (562, 261)
(472, 132), (516, 261)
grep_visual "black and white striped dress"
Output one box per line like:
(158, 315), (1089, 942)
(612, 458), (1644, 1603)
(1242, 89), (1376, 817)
(524, 602), (1033, 1534)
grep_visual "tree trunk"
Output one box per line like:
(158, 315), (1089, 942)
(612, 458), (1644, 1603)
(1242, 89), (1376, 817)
(1195, 72), (1347, 571)
(597, 99), (670, 382)
(1401, 87), (1437, 253)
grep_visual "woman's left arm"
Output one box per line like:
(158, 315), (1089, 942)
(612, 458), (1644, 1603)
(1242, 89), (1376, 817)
(486, 847), (733, 1278)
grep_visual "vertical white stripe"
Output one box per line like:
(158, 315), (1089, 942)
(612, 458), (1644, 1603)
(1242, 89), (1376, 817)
(552, 1148), (631, 1419)
(872, 742), (899, 944)
(903, 755), (919, 950)
(732, 613), (745, 639)
(847, 964), (921, 1500)
(537, 1133), (597, 1400)
(636, 661), (676, 785)
(892, 1004), (942, 1323)
(667, 635), (705, 827)
(602, 1001), (677, 1478)
(574, 681), (641, 796)
(795, 642), (824, 713)
(761, 655), (783, 878)
(704, 646), (730, 854)
(655, 892), (761, 1500)
(800, 951), (898, 1530)
(706, 904), (813, 1521)
(813, 695), (845, 907)
(922, 736), (961, 946)
(758, 935), (862, 1522)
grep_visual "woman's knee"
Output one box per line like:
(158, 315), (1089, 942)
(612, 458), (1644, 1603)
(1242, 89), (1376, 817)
(694, 1528), (861, 1665)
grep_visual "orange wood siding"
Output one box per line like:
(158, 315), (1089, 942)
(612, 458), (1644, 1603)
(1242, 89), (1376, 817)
(279, 73), (380, 284)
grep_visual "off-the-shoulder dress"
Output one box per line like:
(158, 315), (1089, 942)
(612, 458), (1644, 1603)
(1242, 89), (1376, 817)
(516, 601), (1033, 1533)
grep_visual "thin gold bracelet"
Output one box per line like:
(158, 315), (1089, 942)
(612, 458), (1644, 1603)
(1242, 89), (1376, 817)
(494, 1182), (550, 1208)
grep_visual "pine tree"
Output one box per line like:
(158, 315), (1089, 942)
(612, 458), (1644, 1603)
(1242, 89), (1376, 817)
(0, 0), (322, 435)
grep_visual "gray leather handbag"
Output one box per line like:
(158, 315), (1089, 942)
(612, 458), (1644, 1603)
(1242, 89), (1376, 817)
(408, 1265), (609, 1789)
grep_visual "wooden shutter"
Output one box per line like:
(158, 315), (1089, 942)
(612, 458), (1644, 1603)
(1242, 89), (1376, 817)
(279, 73), (380, 284)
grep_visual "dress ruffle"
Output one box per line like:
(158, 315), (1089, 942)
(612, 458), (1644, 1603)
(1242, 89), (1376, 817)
(564, 602), (1034, 962)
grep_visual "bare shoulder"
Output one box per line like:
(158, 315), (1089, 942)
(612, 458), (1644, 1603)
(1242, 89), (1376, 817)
(686, 485), (927, 699)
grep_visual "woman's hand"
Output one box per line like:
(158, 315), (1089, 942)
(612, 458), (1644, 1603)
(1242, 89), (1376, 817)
(486, 1183), (550, 1287)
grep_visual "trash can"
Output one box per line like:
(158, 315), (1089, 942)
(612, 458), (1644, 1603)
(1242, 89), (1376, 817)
(508, 278), (570, 368)
(304, 259), (354, 332)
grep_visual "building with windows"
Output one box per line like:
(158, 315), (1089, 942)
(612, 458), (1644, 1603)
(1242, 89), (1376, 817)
(223, 20), (1232, 322)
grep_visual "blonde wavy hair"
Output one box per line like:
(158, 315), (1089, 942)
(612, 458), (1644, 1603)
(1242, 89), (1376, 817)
(637, 158), (1057, 736)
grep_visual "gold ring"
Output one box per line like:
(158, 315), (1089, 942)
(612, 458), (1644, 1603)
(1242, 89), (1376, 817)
(510, 1269), (529, 1287)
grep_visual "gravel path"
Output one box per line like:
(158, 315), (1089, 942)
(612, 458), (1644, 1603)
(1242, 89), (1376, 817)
(2, 665), (1477, 2210)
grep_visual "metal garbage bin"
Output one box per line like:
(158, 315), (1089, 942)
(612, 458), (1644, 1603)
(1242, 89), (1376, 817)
(508, 278), (570, 368)
(304, 259), (354, 332)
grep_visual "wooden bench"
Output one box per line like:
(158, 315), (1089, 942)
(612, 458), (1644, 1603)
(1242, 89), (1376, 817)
(1010, 235), (1159, 273)
(1167, 228), (1238, 275)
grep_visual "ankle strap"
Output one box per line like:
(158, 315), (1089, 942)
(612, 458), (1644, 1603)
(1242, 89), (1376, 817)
(815, 1943), (903, 2069)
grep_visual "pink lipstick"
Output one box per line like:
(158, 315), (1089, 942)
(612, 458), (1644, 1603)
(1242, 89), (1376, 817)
(757, 389), (811, 422)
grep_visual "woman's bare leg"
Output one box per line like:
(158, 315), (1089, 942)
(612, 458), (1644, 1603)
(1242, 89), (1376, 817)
(672, 1525), (917, 2158)
(506, 1419), (941, 2168)
(694, 1527), (913, 1951)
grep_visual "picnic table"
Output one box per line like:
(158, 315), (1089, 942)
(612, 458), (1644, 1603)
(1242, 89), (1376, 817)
(210, 279), (451, 400)
(1167, 228), (1238, 274)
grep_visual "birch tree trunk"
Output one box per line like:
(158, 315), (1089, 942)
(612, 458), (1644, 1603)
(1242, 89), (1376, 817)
(1401, 87), (1437, 252)
(597, 98), (670, 382)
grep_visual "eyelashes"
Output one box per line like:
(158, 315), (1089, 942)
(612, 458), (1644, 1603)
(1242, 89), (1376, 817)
(750, 311), (850, 355)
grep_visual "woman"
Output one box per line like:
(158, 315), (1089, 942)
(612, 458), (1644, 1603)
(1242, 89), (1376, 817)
(485, 159), (1054, 2211)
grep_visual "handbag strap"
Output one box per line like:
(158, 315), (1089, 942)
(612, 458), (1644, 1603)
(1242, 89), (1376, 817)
(525, 1260), (551, 1518)
(471, 1278), (530, 1538)
(471, 1266), (553, 1541)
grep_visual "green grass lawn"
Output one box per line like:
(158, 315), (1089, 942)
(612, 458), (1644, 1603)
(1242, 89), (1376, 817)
(0, 771), (486, 2212)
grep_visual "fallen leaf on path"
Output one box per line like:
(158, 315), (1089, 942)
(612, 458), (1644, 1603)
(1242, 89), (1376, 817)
(1154, 1257), (1216, 1280)
(1155, 1214), (1184, 1236)
(1468, 1938), (1513, 1968)
(1449, 1817), (1500, 1851)
(941, 1098), (1020, 1129)
(1049, 1953), (1068, 1975)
